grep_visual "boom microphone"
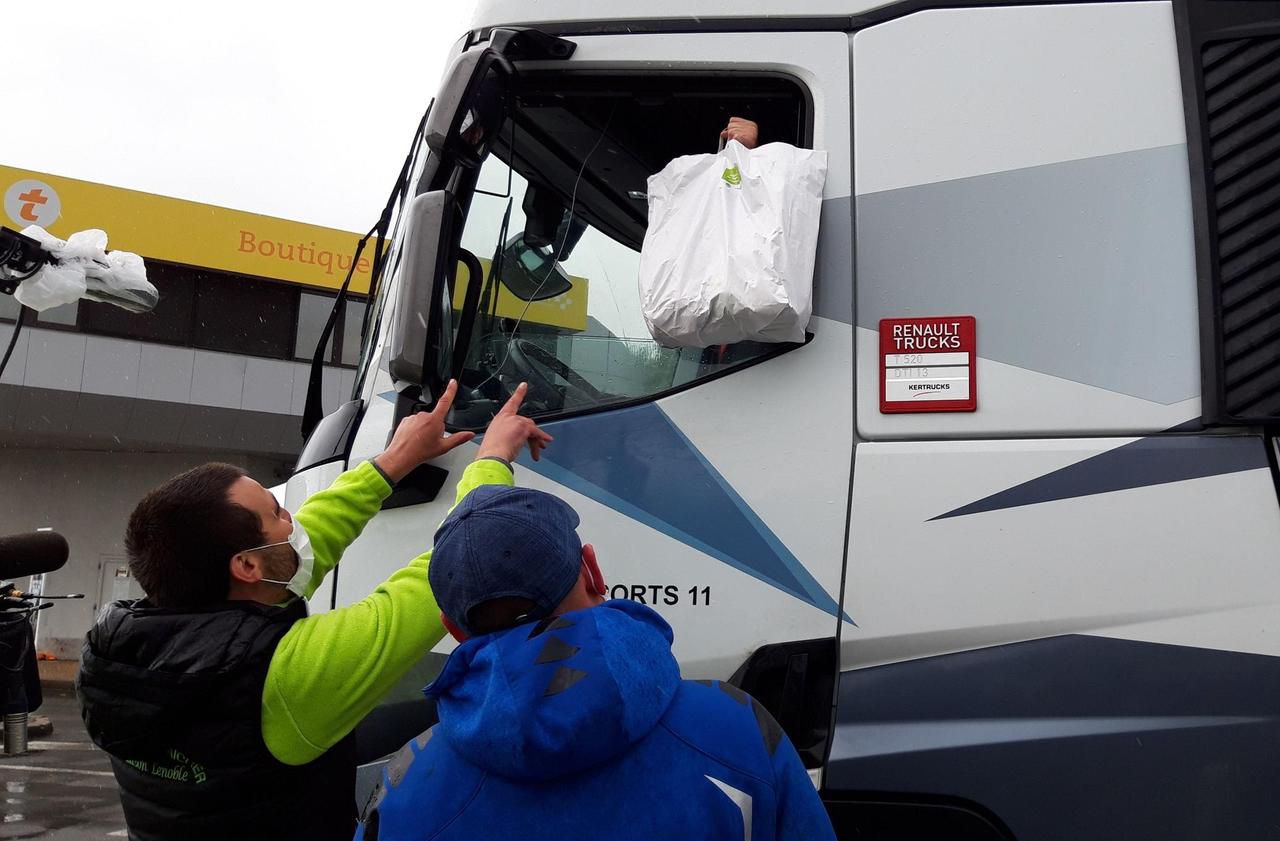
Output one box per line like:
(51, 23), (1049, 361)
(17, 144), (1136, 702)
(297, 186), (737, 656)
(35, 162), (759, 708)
(0, 532), (70, 579)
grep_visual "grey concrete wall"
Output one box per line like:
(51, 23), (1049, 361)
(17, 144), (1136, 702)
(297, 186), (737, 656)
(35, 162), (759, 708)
(0, 448), (290, 659)
(0, 324), (356, 456)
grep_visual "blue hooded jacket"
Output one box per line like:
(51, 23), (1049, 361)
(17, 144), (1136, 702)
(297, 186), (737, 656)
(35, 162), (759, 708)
(357, 600), (835, 841)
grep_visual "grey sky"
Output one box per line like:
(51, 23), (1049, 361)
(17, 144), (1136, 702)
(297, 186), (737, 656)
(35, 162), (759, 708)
(7, 1), (477, 233)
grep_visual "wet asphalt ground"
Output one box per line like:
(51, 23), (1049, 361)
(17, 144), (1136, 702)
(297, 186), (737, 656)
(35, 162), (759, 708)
(0, 686), (126, 839)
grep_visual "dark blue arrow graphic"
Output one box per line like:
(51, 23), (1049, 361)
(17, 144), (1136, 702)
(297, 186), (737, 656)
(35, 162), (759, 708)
(514, 403), (846, 620)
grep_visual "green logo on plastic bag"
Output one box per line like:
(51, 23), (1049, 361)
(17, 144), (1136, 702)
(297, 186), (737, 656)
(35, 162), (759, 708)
(721, 165), (742, 187)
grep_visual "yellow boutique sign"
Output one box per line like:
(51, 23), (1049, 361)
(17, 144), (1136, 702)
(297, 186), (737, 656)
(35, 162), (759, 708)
(1, 165), (374, 294)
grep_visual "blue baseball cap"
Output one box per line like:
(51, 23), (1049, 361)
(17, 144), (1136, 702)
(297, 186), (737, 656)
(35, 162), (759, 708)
(429, 485), (583, 636)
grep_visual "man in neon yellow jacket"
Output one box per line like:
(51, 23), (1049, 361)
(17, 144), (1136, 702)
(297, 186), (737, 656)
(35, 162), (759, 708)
(77, 381), (551, 841)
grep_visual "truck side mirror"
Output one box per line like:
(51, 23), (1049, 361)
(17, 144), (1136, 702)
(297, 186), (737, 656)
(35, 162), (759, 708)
(425, 52), (514, 170)
(387, 191), (456, 388)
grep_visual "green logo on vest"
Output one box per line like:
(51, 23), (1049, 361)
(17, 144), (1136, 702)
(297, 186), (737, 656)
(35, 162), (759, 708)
(124, 749), (207, 784)
(721, 165), (742, 187)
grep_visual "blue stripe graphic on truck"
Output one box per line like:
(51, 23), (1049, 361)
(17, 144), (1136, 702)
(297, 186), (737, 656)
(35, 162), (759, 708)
(512, 403), (847, 620)
(932, 434), (1268, 520)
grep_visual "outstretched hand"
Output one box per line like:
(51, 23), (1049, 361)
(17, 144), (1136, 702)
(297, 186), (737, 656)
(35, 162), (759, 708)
(720, 116), (759, 150)
(374, 379), (476, 482)
(478, 382), (554, 463)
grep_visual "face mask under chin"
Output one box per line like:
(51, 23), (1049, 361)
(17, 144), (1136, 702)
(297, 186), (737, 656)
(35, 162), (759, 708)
(243, 518), (316, 598)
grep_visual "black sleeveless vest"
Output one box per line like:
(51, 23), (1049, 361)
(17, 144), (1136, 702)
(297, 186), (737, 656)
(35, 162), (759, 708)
(77, 598), (356, 840)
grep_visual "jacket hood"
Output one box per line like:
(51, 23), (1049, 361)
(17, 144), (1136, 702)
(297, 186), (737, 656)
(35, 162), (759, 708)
(425, 599), (680, 781)
(77, 599), (298, 753)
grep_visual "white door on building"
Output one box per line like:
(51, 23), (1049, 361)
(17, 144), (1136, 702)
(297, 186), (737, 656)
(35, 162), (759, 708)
(96, 555), (142, 614)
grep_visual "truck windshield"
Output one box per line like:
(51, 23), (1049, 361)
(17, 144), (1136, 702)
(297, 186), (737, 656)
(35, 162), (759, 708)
(443, 73), (809, 429)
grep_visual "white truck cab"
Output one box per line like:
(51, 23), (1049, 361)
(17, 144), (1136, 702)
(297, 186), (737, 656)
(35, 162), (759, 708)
(289, 1), (1280, 836)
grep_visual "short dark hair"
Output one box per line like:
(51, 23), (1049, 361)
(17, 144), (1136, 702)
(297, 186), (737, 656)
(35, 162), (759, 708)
(465, 596), (538, 636)
(125, 463), (263, 608)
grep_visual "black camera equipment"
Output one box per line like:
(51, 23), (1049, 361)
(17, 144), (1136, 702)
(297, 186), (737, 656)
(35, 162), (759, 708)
(0, 227), (50, 382)
(0, 228), (50, 296)
(0, 531), (69, 580)
(0, 531), (81, 755)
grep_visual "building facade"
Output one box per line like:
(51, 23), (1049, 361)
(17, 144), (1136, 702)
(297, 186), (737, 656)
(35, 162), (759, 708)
(1, 166), (368, 658)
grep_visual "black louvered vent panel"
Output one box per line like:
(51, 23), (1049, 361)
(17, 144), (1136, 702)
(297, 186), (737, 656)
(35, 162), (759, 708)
(1205, 35), (1280, 419)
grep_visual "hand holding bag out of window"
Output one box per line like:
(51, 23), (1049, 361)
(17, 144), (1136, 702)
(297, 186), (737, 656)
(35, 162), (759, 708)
(637, 139), (827, 348)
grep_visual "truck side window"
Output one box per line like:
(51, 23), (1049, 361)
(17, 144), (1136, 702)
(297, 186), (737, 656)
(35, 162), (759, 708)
(444, 73), (809, 429)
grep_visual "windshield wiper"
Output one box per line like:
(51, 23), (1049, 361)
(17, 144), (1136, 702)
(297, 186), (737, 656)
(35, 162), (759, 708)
(300, 100), (433, 440)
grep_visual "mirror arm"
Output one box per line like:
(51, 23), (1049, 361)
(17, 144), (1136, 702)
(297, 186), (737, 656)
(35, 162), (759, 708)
(451, 248), (485, 382)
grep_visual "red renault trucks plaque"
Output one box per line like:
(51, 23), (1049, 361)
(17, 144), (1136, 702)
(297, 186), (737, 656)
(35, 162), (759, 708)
(879, 316), (977, 414)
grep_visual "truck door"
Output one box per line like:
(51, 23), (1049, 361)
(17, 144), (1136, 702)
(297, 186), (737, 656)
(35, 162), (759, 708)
(302, 27), (856, 762)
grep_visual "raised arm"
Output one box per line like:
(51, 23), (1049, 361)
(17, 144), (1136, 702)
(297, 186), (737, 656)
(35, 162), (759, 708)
(262, 384), (551, 765)
(291, 380), (476, 597)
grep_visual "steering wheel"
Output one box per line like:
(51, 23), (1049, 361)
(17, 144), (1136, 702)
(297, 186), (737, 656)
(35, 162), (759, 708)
(505, 338), (608, 408)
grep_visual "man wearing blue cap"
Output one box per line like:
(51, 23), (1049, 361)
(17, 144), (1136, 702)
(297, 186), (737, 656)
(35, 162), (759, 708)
(357, 484), (837, 840)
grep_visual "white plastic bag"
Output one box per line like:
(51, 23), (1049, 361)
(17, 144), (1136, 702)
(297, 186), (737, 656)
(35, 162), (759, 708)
(15, 226), (157, 313)
(638, 140), (827, 347)
(87, 248), (158, 313)
(13, 228), (87, 311)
